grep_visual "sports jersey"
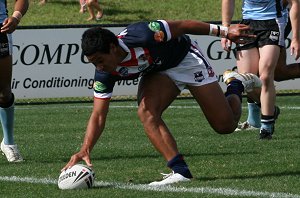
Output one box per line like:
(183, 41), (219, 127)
(242, 0), (283, 20)
(0, 0), (8, 23)
(93, 20), (192, 99)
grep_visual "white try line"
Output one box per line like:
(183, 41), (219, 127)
(0, 176), (299, 198)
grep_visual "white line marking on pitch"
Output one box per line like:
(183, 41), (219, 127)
(0, 176), (299, 198)
(16, 105), (300, 110)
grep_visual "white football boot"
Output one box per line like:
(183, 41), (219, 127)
(1, 140), (23, 162)
(149, 171), (191, 186)
(235, 121), (260, 131)
(223, 70), (262, 92)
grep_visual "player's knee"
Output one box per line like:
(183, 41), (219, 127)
(213, 123), (236, 134)
(137, 106), (151, 123)
(259, 73), (272, 86)
(0, 92), (14, 108)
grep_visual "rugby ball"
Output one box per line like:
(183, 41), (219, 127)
(58, 164), (95, 190)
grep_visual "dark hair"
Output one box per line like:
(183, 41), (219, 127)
(81, 27), (119, 56)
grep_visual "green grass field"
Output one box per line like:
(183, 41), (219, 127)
(8, 0), (243, 26)
(0, 96), (299, 197)
(2, 1), (300, 197)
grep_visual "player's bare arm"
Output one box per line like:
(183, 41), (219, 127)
(0, 0), (29, 34)
(62, 98), (110, 170)
(288, 0), (300, 60)
(167, 20), (255, 44)
(221, 0), (236, 51)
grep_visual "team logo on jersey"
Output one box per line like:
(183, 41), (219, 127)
(194, 71), (204, 82)
(94, 81), (106, 92)
(269, 31), (279, 41)
(118, 67), (129, 76)
(148, 22), (161, 32)
(148, 22), (165, 42)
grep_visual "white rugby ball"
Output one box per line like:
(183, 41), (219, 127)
(58, 164), (95, 190)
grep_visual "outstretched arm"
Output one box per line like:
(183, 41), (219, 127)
(166, 20), (255, 44)
(62, 98), (110, 170)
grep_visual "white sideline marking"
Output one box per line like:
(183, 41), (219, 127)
(16, 105), (300, 110)
(0, 176), (299, 198)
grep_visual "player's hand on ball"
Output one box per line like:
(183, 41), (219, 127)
(227, 24), (256, 44)
(62, 150), (93, 171)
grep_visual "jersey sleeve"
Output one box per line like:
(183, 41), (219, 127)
(118, 20), (172, 48)
(93, 69), (117, 99)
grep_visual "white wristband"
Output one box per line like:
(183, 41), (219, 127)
(209, 24), (219, 36)
(220, 26), (229, 38)
(12, 11), (23, 22)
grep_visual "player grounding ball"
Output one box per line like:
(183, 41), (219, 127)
(58, 164), (95, 190)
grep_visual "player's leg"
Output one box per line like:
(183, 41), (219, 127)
(258, 45), (281, 139)
(137, 73), (193, 184)
(0, 33), (23, 162)
(274, 48), (300, 81)
(188, 81), (242, 133)
(0, 55), (14, 144)
(236, 48), (262, 130)
(86, 0), (96, 21)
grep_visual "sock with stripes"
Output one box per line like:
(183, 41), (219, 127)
(260, 114), (275, 133)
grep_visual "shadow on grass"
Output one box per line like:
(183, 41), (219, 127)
(58, 151), (258, 162)
(196, 170), (300, 181)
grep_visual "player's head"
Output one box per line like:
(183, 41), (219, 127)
(81, 27), (119, 56)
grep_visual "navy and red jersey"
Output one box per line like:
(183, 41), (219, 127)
(93, 20), (192, 99)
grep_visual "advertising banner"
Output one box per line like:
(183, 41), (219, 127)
(12, 26), (300, 99)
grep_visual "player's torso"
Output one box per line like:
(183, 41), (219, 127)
(114, 21), (190, 78)
(242, 0), (283, 20)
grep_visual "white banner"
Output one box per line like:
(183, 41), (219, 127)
(12, 26), (300, 99)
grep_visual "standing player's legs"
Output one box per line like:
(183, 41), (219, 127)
(258, 45), (281, 138)
(137, 73), (193, 185)
(0, 55), (15, 145)
(0, 33), (23, 162)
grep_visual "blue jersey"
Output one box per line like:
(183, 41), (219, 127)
(242, 0), (283, 20)
(0, 0), (7, 23)
(93, 20), (191, 99)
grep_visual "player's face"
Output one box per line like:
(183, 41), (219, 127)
(86, 51), (118, 73)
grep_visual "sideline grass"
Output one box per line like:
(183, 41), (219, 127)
(8, 0), (243, 26)
(0, 96), (299, 197)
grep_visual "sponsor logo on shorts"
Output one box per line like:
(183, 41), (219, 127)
(269, 31), (279, 41)
(207, 66), (215, 77)
(94, 81), (106, 92)
(194, 71), (205, 82)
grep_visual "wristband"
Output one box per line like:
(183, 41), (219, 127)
(209, 24), (228, 38)
(209, 24), (219, 36)
(12, 11), (23, 22)
(220, 26), (229, 38)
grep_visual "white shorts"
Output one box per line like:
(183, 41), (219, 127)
(160, 41), (217, 91)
